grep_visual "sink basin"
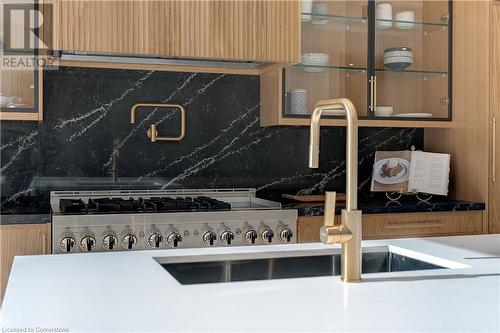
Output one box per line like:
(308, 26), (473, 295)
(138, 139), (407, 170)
(156, 246), (449, 285)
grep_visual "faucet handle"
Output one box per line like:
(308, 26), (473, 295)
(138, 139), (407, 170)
(320, 225), (353, 244)
(320, 191), (353, 244)
(323, 191), (337, 227)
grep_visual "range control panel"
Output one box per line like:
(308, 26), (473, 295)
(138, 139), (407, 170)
(53, 210), (297, 254)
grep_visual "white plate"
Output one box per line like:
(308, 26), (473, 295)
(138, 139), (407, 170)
(373, 158), (410, 185)
(393, 113), (433, 118)
(302, 66), (325, 73)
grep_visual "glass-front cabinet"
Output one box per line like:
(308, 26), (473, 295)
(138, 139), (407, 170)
(280, 0), (451, 125)
(0, 0), (42, 121)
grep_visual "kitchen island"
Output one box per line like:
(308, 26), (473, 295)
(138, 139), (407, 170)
(1, 235), (499, 332)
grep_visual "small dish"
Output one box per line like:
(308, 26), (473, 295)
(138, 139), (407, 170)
(375, 106), (393, 117)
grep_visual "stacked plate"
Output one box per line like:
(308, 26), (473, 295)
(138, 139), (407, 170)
(383, 47), (413, 70)
(301, 52), (330, 72)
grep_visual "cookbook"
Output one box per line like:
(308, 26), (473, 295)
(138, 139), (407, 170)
(370, 150), (450, 196)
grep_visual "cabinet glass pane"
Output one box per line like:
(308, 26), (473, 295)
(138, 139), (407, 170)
(374, 0), (450, 119)
(284, 1), (368, 117)
(0, 71), (36, 110)
(0, 0), (38, 113)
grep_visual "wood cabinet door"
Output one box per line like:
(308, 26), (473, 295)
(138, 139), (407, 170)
(54, 0), (300, 63)
(297, 211), (483, 243)
(0, 224), (50, 301)
(490, 2), (500, 233)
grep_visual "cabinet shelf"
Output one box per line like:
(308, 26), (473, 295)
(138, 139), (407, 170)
(301, 13), (367, 33)
(375, 68), (448, 76)
(270, 117), (454, 128)
(301, 12), (447, 34)
(375, 18), (448, 34)
(295, 64), (367, 72)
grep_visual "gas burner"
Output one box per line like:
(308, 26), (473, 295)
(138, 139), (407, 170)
(60, 196), (232, 215)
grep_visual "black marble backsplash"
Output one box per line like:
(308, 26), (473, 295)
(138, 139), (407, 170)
(0, 67), (422, 214)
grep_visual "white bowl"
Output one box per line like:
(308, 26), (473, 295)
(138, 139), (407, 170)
(0, 96), (13, 107)
(395, 11), (415, 30)
(301, 52), (329, 65)
(375, 106), (394, 117)
(301, 52), (330, 72)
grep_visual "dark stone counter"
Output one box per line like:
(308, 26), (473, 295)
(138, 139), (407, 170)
(285, 197), (485, 217)
(0, 191), (485, 225)
(258, 191), (485, 217)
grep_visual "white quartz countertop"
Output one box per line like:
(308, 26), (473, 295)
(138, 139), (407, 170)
(1, 235), (500, 332)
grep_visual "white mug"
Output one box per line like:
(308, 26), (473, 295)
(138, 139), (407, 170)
(312, 3), (328, 25)
(301, 0), (313, 22)
(376, 2), (392, 30)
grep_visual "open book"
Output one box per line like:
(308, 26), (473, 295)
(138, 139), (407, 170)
(370, 150), (450, 196)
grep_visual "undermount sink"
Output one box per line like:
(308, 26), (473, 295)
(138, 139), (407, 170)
(155, 246), (451, 285)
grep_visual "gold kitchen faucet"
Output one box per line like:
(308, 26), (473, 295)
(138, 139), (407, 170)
(308, 98), (362, 282)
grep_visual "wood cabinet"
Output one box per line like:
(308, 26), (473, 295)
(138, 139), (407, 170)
(260, 0), (453, 128)
(425, 1), (499, 233)
(490, 2), (500, 233)
(297, 211), (484, 243)
(0, 223), (51, 301)
(51, 0), (300, 64)
(0, 0), (43, 121)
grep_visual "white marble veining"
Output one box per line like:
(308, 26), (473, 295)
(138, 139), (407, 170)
(142, 104), (259, 180)
(1, 235), (499, 332)
(0, 131), (38, 173)
(55, 71), (154, 142)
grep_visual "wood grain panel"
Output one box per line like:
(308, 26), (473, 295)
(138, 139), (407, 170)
(490, 2), (500, 233)
(424, 1), (490, 218)
(297, 211), (483, 243)
(54, 0), (300, 63)
(0, 223), (51, 301)
(361, 211), (483, 240)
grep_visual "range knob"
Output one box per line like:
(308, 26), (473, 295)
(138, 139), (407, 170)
(260, 228), (274, 243)
(148, 232), (164, 248)
(279, 228), (293, 243)
(102, 234), (118, 251)
(220, 230), (235, 245)
(59, 236), (76, 253)
(202, 230), (217, 246)
(122, 234), (137, 250)
(166, 232), (182, 248)
(80, 235), (96, 252)
(244, 229), (258, 244)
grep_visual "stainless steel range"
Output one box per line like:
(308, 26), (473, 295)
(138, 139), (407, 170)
(51, 189), (297, 254)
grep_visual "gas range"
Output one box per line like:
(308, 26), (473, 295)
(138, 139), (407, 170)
(51, 189), (297, 254)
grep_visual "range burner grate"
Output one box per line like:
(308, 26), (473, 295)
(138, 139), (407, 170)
(59, 196), (232, 215)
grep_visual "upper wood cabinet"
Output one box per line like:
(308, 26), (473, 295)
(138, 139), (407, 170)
(51, 0), (301, 64)
(260, 0), (453, 128)
(0, 0), (43, 121)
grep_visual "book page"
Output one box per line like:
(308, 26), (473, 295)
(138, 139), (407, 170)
(408, 151), (450, 195)
(370, 150), (411, 192)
